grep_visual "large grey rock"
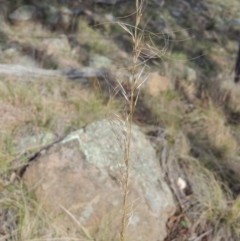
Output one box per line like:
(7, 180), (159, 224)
(23, 119), (175, 241)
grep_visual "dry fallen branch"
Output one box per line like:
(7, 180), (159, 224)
(0, 64), (109, 81)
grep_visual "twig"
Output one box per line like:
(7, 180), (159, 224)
(192, 230), (211, 241)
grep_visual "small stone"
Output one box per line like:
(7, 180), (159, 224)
(89, 55), (112, 68)
(60, 7), (72, 15)
(9, 172), (17, 184)
(177, 177), (187, 190)
(9, 5), (37, 22)
(43, 35), (71, 56)
(183, 67), (197, 82)
(146, 72), (171, 96)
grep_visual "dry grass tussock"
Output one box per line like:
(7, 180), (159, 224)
(187, 102), (238, 157)
(140, 72), (240, 239)
(143, 89), (184, 130)
(220, 79), (240, 114)
(162, 130), (240, 240)
(143, 76), (238, 166)
(0, 184), (86, 241)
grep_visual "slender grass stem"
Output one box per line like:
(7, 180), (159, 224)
(120, 1), (144, 240)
